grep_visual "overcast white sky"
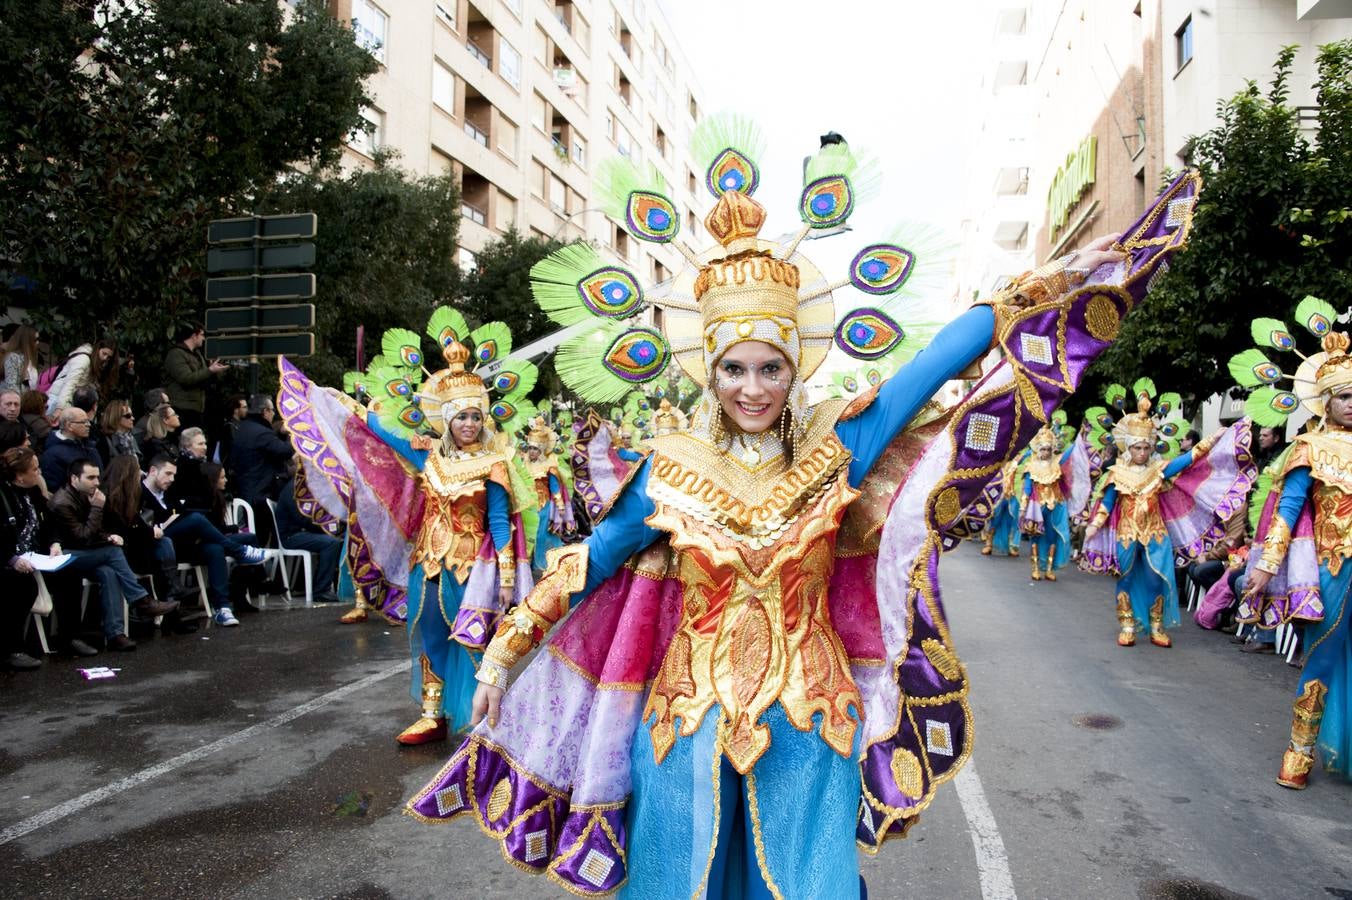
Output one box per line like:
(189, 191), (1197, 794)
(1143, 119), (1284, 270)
(660, 0), (995, 240)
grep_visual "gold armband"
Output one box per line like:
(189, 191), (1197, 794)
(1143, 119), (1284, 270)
(481, 544), (589, 672)
(1256, 516), (1292, 575)
(475, 659), (512, 689)
(1090, 505), (1110, 529)
(979, 253), (1083, 312)
(497, 546), (516, 590)
(1192, 430), (1220, 459)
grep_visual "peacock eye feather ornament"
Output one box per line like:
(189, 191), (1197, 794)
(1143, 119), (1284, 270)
(1083, 376), (1190, 456)
(1229, 296), (1349, 427)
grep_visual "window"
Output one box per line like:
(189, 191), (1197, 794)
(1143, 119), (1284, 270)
(464, 119), (488, 146)
(431, 148), (455, 175)
(348, 106), (383, 157)
(616, 123), (634, 159)
(687, 169), (697, 195)
(498, 191), (518, 229)
(548, 173), (567, 214)
(352, 0), (387, 64)
(652, 33), (671, 72)
(613, 225), (631, 260)
(457, 246), (478, 273)
(531, 160), (547, 199)
(497, 115), (517, 155)
(500, 39), (522, 90)
(1175, 16), (1193, 71)
(653, 258), (668, 283)
(688, 92), (699, 121)
(433, 62), (455, 114)
(572, 135), (587, 167)
(435, 1), (456, 30)
(462, 201), (487, 225)
(534, 26), (550, 66)
(533, 93), (549, 132)
(604, 108), (616, 140)
(653, 121), (667, 159)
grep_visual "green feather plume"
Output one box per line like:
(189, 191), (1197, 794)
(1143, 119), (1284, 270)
(366, 364), (417, 403)
(468, 322), (512, 368)
(555, 321), (668, 404)
(1085, 405), (1115, 434)
(530, 243), (643, 327)
(373, 394), (424, 437)
(1227, 348), (1281, 388)
(506, 452), (539, 550)
(1051, 409), (1068, 427)
(342, 371), (368, 398)
(1251, 317), (1295, 352)
(381, 327), (426, 372)
(690, 112), (766, 179)
(426, 306), (470, 349)
(1295, 295), (1337, 338)
(489, 359), (538, 399)
(593, 157), (675, 232)
(803, 141), (882, 202)
(493, 396), (538, 437)
(1157, 416), (1188, 440)
(1132, 377), (1156, 402)
(1245, 386), (1298, 428)
(1104, 383), (1127, 410)
(1156, 435), (1181, 458)
(1156, 392), (1183, 418)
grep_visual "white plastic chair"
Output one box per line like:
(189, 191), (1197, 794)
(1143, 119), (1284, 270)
(265, 498), (313, 605)
(231, 497), (284, 596)
(177, 562), (213, 618)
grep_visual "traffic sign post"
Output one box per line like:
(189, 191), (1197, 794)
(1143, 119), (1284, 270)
(205, 212), (318, 389)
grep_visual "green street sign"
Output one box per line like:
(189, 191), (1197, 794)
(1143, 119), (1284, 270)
(206, 304), (315, 333)
(206, 273), (316, 303)
(208, 213), (317, 244)
(207, 243), (316, 275)
(206, 332), (315, 360)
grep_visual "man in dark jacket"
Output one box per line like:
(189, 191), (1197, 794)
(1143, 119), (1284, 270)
(50, 458), (176, 649)
(163, 322), (227, 433)
(40, 407), (103, 493)
(228, 395), (294, 540)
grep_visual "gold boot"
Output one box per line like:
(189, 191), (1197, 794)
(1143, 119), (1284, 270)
(1277, 681), (1327, 789)
(397, 655), (448, 745)
(981, 532), (994, 556)
(1116, 593), (1136, 646)
(338, 597), (369, 624)
(1149, 596), (1172, 647)
(1044, 555), (1057, 582)
(1029, 546), (1042, 581)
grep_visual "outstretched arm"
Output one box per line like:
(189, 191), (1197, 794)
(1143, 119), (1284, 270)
(365, 413), (428, 469)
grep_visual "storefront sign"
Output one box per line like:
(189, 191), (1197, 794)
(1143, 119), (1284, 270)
(1048, 135), (1097, 234)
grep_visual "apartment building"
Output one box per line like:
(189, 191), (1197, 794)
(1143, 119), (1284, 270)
(329, 0), (708, 281)
(955, 0), (1351, 298)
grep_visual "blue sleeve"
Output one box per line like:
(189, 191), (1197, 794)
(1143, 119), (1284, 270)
(1100, 484), (1117, 514)
(575, 459), (662, 598)
(1060, 446), (1074, 464)
(1275, 467), (1312, 530)
(486, 481), (512, 552)
(1021, 472), (1032, 499)
(365, 413), (427, 469)
(548, 472), (561, 494)
(836, 305), (995, 487)
(1163, 448), (1196, 479)
(617, 448), (643, 462)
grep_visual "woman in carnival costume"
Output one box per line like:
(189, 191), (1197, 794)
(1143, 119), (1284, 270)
(1230, 298), (1352, 789)
(523, 416), (577, 575)
(1019, 423), (1090, 581)
(407, 114), (1202, 896)
(276, 307), (537, 744)
(982, 454), (1027, 557)
(1081, 379), (1255, 648)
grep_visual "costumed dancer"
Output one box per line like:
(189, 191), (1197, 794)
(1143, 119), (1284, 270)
(1018, 424), (1090, 581)
(1229, 297), (1352, 788)
(278, 307), (538, 744)
(524, 417), (576, 575)
(1081, 379), (1255, 648)
(983, 454), (1027, 557)
(407, 115), (1201, 895)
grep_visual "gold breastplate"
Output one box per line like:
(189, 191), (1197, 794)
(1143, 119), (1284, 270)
(1111, 461), (1167, 545)
(411, 448), (497, 583)
(1027, 458), (1063, 508)
(1287, 433), (1352, 574)
(640, 404), (860, 774)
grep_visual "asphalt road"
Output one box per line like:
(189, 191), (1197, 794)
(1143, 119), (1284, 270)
(1, 545), (1348, 900)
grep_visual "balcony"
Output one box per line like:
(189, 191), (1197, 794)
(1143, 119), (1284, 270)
(461, 202), (487, 226)
(464, 121), (488, 146)
(467, 41), (491, 68)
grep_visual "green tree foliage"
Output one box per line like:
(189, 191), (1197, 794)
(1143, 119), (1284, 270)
(0, 0), (377, 364)
(460, 228), (568, 399)
(1083, 42), (1352, 419)
(254, 154), (462, 390)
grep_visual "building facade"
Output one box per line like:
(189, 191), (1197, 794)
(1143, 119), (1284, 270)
(326, 0), (708, 280)
(956, 0), (1352, 300)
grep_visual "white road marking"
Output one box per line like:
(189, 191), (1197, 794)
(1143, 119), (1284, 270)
(0, 661), (406, 847)
(955, 761), (1018, 900)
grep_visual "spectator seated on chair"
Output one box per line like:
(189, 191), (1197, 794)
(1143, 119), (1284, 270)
(49, 457), (177, 651)
(136, 403), (180, 465)
(168, 426), (214, 514)
(100, 455), (198, 635)
(201, 461), (266, 614)
(274, 470), (343, 603)
(1188, 510), (1248, 595)
(0, 419), (29, 452)
(227, 394), (293, 543)
(20, 390), (52, 454)
(132, 387), (168, 450)
(40, 407), (103, 493)
(141, 454), (266, 627)
(0, 447), (59, 669)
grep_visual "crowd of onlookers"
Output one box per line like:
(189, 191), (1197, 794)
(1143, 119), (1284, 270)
(2, 321), (345, 673)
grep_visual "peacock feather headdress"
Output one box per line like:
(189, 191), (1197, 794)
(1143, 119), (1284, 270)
(1083, 377), (1189, 456)
(1227, 295), (1348, 427)
(528, 113), (952, 427)
(356, 306), (538, 440)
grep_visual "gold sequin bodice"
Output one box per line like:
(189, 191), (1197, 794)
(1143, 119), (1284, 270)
(411, 447), (501, 583)
(1026, 457), (1063, 509)
(1108, 460), (1168, 545)
(640, 403), (861, 774)
(1288, 433), (1352, 574)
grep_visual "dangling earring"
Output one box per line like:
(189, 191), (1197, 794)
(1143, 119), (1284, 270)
(778, 403), (790, 444)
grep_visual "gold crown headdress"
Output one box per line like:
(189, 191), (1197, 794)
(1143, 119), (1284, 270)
(1229, 296), (1350, 426)
(351, 306), (539, 439)
(1030, 425), (1059, 452)
(524, 416), (557, 455)
(526, 113), (953, 415)
(1083, 378), (1189, 456)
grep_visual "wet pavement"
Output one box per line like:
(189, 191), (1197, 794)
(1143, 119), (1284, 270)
(1, 546), (1349, 899)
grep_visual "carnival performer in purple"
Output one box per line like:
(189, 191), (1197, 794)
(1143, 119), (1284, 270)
(1082, 380), (1255, 649)
(407, 116), (1201, 896)
(1019, 425), (1089, 581)
(1230, 297), (1352, 789)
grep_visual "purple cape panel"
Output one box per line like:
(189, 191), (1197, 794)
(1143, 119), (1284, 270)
(1158, 420), (1257, 561)
(570, 410), (633, 520)
(448, 518), (537, 650)
(1236, 490), (1324, 626)
(1019, 500), (1046, 536)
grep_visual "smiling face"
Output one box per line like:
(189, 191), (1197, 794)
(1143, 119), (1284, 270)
(449, 408), (483, 449)
(712, 341), (791, 436)
(1328, 387), (1352, 430)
